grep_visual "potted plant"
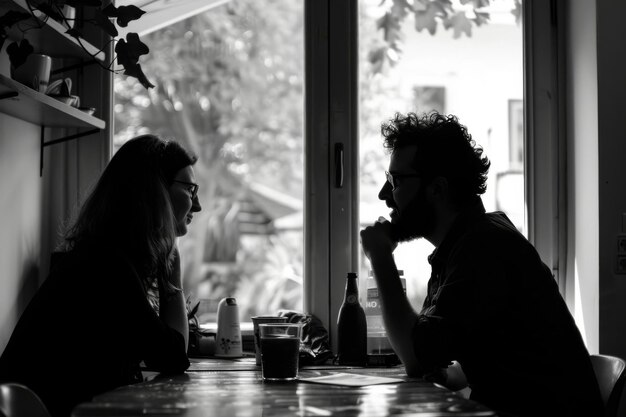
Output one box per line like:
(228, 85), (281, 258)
(187, 297), (214, 356)
(0, 0), (154, 89)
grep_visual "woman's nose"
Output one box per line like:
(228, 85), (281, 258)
(191, 195), (202, 212)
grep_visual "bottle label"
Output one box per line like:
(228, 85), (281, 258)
(365, 277), (406, 336)
(347, 294), (357, 304)
(366, 287), (379, 309)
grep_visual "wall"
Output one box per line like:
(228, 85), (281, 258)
(0, 114), (42, 353)
(596, 0), (626, 359)
(0, 126), (107, 355)
(591, 0), (626, 413)
(0, 31), (111, 354)
(565, 0), (599, 353)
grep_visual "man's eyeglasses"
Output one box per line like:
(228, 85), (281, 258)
(173, 180), (199, 199)
(385, 171), (420, 191)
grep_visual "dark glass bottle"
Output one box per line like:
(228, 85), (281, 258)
(337, 272), (367, 366)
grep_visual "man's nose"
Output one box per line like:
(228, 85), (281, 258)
(378, 180), (392, 201)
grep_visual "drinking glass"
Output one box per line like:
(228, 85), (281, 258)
(259, 323), (302, 381)
(251, 316), (289, 366)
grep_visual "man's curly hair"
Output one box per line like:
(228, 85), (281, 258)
(381, 111), (490, 206)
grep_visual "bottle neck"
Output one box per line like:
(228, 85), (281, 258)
(344, 275), (359, 303)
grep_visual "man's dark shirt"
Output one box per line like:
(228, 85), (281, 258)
(412, 198), (603, 417)
(0, 241), (190, 417)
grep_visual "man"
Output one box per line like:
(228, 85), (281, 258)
(360, 112), (603, 417)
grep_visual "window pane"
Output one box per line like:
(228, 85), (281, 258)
(113, 0), (304, 323)
(358, 0), (524, 352)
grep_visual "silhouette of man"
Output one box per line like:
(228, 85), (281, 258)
(360, 111), (603, 417)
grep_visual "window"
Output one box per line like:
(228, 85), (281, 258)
(113, 0), (304, 323)
(112, 0), (563, 348)
(355, 0), (524, 350)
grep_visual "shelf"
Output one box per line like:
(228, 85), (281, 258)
(1, 0), (106, 62)
(0, 74), (105, 129)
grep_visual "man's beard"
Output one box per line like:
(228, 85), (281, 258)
(390, 188), (436, 243)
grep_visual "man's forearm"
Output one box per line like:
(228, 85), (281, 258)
(370, 253), (420, 376)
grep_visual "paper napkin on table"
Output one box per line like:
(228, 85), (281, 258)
(300, 372), (403, 386)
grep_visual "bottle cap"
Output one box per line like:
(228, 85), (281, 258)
(347, 272), (358, 278)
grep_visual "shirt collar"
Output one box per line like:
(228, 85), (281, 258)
(428, 197), (486, 269)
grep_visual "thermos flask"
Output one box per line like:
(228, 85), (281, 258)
(215, 297), (243, 357)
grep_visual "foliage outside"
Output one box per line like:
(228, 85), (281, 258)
(114, 0), (520, 321)
(114, 0), (305, 320)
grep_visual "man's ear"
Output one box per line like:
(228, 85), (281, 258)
(428, 176), (449, 200)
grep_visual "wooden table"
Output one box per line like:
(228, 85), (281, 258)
(72, 357), (497, 416)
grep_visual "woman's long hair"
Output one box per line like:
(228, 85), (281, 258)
(61, 135), (197, 291)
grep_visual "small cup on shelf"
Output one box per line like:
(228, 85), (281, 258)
(61, 5), (76, 28)
(78, 107), (96, 116)
(11, 54), (52, 93)
(69, 95), (80, 108)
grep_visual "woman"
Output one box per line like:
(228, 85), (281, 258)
(0, 135), (202, 416)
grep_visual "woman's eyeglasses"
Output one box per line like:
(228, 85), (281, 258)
(173, 180), (199, 199)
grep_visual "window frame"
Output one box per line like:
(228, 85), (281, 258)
(305, 0), (566, 351)
(304, 0), (360, 352)
(523, 0), (567, 295)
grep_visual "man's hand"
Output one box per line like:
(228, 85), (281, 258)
(360, 216), (398, 261)
(360, 217), (420, 377)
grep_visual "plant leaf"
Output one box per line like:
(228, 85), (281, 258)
(473, 11), (490, 27)
(120, 32), (150, 62)
(94, 8), (118, 37)
(460, 0), (490, 8)
(511, 0), (522, 25)
(36, 3), (63, 21)
(102, 3), (119, 18)
(443, 11), (473, 38)
(65, 0), (102, 7)
(7, 39), (34, 69)
(189, 301), (200, 317)
(435, 0), (454, 14)
(65, 27), (82, 38)
(123, 62), (155, 89)
(413, 0), (427, 12)
(116, 35), (153, 88)
(414, 4), (442, 35)
(0, 10), (31, 28)
(376, 12), (402, 44)
(390, 0), (410, 18)
(114, 38), (133, 66)
(116, 5), (145, 27)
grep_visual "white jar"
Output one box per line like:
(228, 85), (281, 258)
(215, 297), (243, 357)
